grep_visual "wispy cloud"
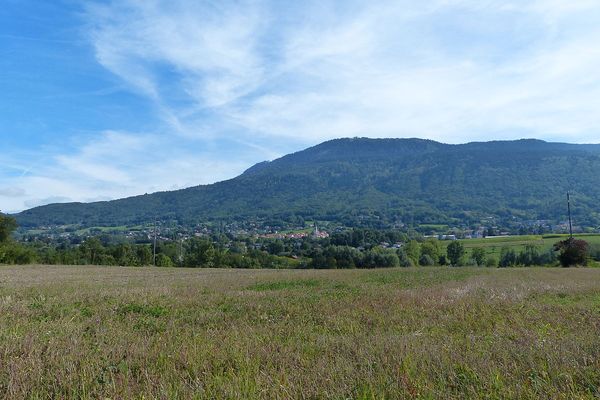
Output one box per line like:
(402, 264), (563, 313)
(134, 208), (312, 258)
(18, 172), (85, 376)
(1, 131), (256, 212)
(84, 0), (600, 144)
(5, 0), (600, 212)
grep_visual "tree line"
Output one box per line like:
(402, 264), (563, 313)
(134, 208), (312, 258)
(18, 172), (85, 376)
(1, 213), (595, 268)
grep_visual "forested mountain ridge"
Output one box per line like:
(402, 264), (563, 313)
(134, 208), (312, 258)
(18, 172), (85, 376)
(15, 138), (600, 229)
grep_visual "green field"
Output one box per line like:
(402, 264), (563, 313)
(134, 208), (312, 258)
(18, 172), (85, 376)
(1, 265), (599, 399)
(444, 234), (600, 260)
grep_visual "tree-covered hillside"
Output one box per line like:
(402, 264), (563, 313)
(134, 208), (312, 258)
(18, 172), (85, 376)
(15, 138), (600, 229)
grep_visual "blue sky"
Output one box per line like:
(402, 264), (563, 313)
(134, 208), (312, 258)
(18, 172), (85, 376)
(2, 0), (600, 213)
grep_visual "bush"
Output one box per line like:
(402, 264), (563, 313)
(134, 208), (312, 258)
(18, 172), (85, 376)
(0, 243), (37, 265)
(325, 246), (362, 269)
(553, 238), (589, 267)
(360, 249), (399, 268)
(471, 247), (486, 266)
(485, 256), (498, 268)
(397, 249), (414, 267)
(156, 254), (174, 267)
(420, 239), (442, 263)
(499, 248), (517, 268)
(419, 254), (435, 266)
(589, 243), (600, 262)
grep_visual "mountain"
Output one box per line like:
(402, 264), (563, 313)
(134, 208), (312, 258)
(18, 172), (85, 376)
(15, 138), (600, 230)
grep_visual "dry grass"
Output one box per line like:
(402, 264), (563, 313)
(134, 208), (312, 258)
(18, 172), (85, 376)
(1, 265), (599, 399)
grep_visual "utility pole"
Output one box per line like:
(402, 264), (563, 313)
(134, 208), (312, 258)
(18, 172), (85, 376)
(567, 192), (573, 240)
(153, 220), (157, 266)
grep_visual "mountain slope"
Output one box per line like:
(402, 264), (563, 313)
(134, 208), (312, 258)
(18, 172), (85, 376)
(15, 138), (600, 229)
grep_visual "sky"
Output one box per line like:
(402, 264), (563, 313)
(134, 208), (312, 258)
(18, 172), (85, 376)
(1, 0), (600, 213)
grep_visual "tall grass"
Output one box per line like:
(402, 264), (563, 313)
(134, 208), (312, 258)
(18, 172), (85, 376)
(1, 265), (599, 399)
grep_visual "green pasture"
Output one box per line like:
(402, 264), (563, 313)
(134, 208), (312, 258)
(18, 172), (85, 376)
(442, 234), (600, 259)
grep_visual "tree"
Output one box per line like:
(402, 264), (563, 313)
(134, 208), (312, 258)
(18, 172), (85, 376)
(419, 254), (435, 266)
(155, 253), (174, 267)
(471, 247), (486, 266)
(184, 238), (216, 267)
(360, 249), (399, 268)
(446, 241), (464, 266)
(80, 237), (104, 265)
(0, 212), (17, 243)
(266, 240), (285, 255)
(553, 238), (589, 267)
(136, 245), (153, 266)
(324, 245), (361, 269)
(0, 244), (36, 264)
(517, 244), (540, 266)
(404, 240), (421, 266)
(397, 248), (414, 267)
(499, 247), (517, 268)
(589, 243), (600, 262)
(420, 239), (441, 264)
(113, 243), (137, 266)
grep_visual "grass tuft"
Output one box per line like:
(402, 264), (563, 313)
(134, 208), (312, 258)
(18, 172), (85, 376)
(117, 302), (169, 317)
(246, 278), (322, 291)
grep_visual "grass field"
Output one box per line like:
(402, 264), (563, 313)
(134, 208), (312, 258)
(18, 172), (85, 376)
(444, 233), (600, 260)
(1, 265), (599, 399)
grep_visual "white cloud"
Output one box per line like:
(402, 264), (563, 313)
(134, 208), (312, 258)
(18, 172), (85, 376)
(7, 0), (600, 212)
(83, 0), (600, 145)
(2, 131), (259, 212)
(87, 0), (266, 107)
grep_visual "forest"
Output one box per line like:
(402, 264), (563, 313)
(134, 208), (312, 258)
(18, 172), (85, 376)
(14, 138), (600, 231)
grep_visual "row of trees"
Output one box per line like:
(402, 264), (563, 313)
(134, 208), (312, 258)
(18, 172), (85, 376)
(308, 241), (490, 269)
(497, 245), (556, 267)
(29, 237), (297, 269)
(391, 240), (487, 267)
(1, 212), (595, 268)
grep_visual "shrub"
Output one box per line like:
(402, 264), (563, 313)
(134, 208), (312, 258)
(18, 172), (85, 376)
(471, 247), (486, 266)
(589, 243), (600, 262)
(553, 238), (589, 267)
(156, 254), (174, 267)
(360, 249), (399, 268)
(0, 243), (37, 265)
(499, 248), (517, 268)
(485, 256), (498, 268)
(419, 254), (435, 266)
(397, 249), (414, 267)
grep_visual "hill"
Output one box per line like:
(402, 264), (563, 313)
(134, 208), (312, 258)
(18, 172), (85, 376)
(15, 138), (600, 230)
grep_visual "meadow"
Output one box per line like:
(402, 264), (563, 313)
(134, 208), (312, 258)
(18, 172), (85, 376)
(1, 265), (599, 399)
(446, 233), (600, 260)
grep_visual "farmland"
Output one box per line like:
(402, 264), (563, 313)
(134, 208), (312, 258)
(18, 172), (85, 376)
(1, 265), (599, 399)
(446, 234), (600, 260)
